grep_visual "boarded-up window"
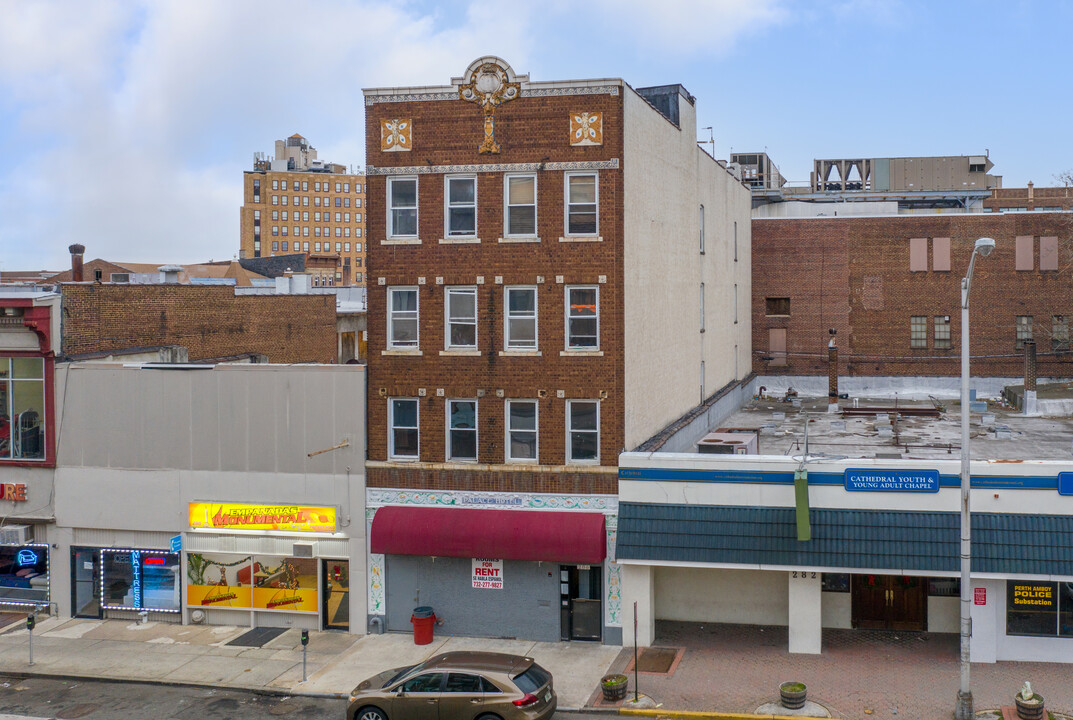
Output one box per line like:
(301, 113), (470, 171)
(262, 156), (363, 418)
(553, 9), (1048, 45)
(932, 237), (951, 271)
(769, 328), (787, 366)
(909, 238), (927, 272)
(1041, 236), (1059, 271)
(1015, 236), (1034, 271)
(765, 297), (791, 316)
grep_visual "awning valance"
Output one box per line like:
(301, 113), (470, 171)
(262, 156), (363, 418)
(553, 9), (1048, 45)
(370, 506), (607, 564)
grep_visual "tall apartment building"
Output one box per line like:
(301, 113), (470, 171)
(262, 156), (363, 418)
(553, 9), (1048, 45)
(240, 134), (367, 286)
(361, 57), (751, 644)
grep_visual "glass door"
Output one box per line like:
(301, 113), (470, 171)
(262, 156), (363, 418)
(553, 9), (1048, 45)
(559, 565), (602, 641)
(71, 547), (100, 619)
(322, 559), (349, 631)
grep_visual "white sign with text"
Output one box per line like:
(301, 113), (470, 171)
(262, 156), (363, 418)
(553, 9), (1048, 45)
(472, 558), (503, 589)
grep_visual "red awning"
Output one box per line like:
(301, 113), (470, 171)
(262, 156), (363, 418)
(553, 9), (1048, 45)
(370, 506), (606, 564)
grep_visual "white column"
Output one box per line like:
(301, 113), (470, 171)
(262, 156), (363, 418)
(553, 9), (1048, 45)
(969, 578), (1000, 663)
(788, 571), (822, 654)
(621, 564), (655, 647)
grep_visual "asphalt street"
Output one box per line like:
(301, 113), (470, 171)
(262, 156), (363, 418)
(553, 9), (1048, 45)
(0, 676), (606, 720)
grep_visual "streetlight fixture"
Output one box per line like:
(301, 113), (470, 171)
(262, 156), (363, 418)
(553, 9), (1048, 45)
(956, 236), (995, 720)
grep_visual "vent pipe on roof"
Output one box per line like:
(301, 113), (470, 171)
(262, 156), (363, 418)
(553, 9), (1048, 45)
(69, 244), (85, 282)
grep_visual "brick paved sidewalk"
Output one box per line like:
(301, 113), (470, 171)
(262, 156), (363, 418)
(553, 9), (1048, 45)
(600, 622), (1073, 720)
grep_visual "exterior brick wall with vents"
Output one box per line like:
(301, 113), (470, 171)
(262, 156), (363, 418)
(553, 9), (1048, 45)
(753, 213), (1073, 378)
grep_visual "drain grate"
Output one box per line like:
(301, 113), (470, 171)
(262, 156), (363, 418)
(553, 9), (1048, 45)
(227, 626), (289, 647)
(635, 646), (679, 673)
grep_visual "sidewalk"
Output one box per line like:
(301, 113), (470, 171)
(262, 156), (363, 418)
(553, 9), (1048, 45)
(0, 617), (620, 710)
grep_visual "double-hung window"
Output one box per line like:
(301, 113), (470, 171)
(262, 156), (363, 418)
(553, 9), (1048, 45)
(566, 400), (599, 463)
(506, 400), (537, 463)
(388, 287), (419, 349)
(388, 177), (418, 238)
(447, 399), (477, 462)
(446, 176), (477, 237)
(505, 174), (536, 236)
(0, 357), (46, 461)
(505, 287), (537, 350)
(445, 287), (477, 349)
(388, 398), (419, 459)
(565, 172), (597, 235)
(565, 286), (598, 349)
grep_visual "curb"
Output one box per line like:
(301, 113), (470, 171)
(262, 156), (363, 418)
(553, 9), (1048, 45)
(619, 710), (830, 720)
(0, 669), (347, 700)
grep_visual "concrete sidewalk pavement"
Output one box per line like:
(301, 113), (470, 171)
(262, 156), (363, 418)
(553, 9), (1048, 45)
(0, 617), (620, 710)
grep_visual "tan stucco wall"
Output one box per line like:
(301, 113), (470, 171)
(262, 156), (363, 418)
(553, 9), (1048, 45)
(654, 566), (788, 625)
(622, 88), (752, 449)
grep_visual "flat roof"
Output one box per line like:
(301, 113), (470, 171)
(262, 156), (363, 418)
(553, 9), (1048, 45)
(712, 395), (1073, 462)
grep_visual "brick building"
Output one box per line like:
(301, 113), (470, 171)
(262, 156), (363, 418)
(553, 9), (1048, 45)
(240, 134), (367, 287)
(753, 212), (1073, 380)
(984, 183), (1073, 212)
(361, 57), (751, 644)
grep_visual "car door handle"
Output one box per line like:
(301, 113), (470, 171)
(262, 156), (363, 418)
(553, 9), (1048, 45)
(470, 699), (482, 704)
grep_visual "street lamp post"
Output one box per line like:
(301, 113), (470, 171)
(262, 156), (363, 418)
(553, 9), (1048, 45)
(956, 236), (995, 720)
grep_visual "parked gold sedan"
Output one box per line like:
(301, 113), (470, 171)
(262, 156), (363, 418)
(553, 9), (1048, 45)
(347, 651), (556, 720)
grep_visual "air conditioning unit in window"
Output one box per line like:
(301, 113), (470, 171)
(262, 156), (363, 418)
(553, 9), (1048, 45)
(0, 524), (33, 545)
(292, 541), (318, 559)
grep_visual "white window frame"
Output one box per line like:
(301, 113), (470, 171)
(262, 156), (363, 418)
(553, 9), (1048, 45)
(504, 173), (537, 237)
(566, 399), (600, 464)
(445, 175), (478, 238)
(388, 286), (419, 349)
(564, 171), (598, 237)
(388, 398), (419, 460)
(388, 176), (419, 238)
(504, 286), (538, 350)
(445, 286), (478, 350)
(446, 399), (478, 463)
(505, 399), (538, 464)
(565, 285), (599, 350)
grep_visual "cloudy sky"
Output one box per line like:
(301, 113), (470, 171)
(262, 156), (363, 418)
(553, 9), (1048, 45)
(1, 0), (1070, 270)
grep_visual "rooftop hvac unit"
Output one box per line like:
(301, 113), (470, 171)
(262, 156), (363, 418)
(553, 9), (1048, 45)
(292, 541), (318, 559)
(0, 524), (33, 545)
(697, 430), (759, 455)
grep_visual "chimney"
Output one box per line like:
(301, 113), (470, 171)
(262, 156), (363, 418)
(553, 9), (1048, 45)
(1027, 181), (1034, 201)
(69, 244), (86, 282)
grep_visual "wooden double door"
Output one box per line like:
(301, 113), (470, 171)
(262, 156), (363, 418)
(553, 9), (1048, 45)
(851, 575), (926, 631)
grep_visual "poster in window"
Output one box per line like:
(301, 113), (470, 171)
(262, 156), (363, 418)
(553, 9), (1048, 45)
(250, 556), (318, 612)
(1007, 581), (1058, 636)
(185, 553), (253, 609)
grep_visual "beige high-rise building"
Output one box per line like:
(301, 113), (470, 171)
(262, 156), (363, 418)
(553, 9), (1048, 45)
(239, 134), (366, 287)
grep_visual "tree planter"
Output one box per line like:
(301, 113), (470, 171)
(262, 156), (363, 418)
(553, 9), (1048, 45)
(601, 674), (628, 702)
(1014, 693), (1044, 720)
(779, 681), (807, 710)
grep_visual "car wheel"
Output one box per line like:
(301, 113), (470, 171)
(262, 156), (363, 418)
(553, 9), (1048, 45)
(356, 706), (388, 720)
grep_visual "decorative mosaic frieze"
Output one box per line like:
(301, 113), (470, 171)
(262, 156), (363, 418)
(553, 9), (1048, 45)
(570, 112), (603, 146)
(381, 119), (412, 153)
(364, 85), (619, 106)
(605, 560), (622, 627)
(366, 488), (618, 512)
(368, 553), (385, 616)
(367, 158), (620, 176)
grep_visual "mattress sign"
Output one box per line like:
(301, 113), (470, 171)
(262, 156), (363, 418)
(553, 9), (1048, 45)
(844, 468), (939, 493)
(472, 558), (504, 590)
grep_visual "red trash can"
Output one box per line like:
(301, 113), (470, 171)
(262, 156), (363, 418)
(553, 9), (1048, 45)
(411, 606), (436, 645)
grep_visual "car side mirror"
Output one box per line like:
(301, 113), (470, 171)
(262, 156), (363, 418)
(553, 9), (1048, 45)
(395, 686), (405, 697)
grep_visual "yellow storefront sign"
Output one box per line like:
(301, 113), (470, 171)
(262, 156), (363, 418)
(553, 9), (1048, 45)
(189, 503), (336, 533)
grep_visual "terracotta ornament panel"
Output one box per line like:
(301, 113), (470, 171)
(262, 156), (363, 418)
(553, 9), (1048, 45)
(381, 119), (412, 153)
(570, 112), (603, 146)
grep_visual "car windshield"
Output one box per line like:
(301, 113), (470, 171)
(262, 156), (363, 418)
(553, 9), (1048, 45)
(512, 664), (550, 694)
(384, 659), (432, 688)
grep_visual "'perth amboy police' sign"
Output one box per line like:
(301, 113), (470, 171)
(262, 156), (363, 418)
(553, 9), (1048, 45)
(844, 468), (940, 493)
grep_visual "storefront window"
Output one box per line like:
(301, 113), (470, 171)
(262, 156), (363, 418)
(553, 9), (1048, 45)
(186, 553), (253, 609)
(0, 544), (48, 605)
(101, 550), (180, 612)
(928, 578), (960, 597)
(253, 556), (318, 612)
(821, 573), (849, 592)
(0, 357), (46, 461)
(1007, 580), (1060, 637)
(185, 554), (318, 613)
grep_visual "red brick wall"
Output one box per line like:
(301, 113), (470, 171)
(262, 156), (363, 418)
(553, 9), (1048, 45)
(984, 186), (1073, 211)
(753, 213), (1073, 377)
(60, 284), (337, 363)
(365, 89), (626, 468)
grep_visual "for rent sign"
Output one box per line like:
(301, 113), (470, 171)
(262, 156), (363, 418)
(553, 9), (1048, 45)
(472, 558), (503, 590)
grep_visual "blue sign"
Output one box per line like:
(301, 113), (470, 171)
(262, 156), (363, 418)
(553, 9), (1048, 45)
(1059, 473), (1073, 496)
(131, 550), (142, 609)
(16, 549), (38, 567)
(845, 468), (940, 493)
(169, 535), (182, 553)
